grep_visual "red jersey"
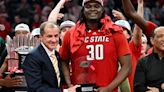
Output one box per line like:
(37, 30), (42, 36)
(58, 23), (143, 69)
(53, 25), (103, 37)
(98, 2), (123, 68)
(60, 15), (131, 92)
(145, 21), (157, 38)
(128, 41), (142, 92)
(128, 21), (157, 92)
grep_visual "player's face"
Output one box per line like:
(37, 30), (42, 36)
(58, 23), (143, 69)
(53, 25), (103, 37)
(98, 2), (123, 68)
(40, 27), (59, 51)
(151, 27), (164, 52)
(123, 29), (131, 40)
(60, 26), (71, 41)
(141, 40), (147, 54)
(15, 30), (30, 36)
(83, 1), (103, 20)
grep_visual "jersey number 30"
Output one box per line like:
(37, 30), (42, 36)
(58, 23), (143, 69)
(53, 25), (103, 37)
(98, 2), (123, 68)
(86, 44), (104, 60)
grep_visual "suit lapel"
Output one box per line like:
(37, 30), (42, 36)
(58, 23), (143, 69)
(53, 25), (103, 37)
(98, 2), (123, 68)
(38, 44), (56, 78)
(38, 44), (63, 86)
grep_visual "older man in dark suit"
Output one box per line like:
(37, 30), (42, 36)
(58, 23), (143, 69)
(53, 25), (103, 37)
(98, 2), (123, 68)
(23, 22), (78, 92)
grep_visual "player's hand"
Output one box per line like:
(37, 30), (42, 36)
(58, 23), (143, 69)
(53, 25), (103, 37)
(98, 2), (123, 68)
(3, 74), (23, 87)
(60, 0), (72, 8)
(112, 9), (126, 20)
(96, 86), (112, 92)
(146, 86), (159, 92)
(57, 13), (64, 20)
(137, 0), (143, 5)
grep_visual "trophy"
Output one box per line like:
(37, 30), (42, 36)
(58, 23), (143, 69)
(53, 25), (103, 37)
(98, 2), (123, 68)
(5, 35), (40, 88)
(74, 57), (98, 92)
(12, 35), (40, 69)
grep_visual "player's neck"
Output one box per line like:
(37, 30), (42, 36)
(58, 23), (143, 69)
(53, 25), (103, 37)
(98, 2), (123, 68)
(86, 21), (100, 30)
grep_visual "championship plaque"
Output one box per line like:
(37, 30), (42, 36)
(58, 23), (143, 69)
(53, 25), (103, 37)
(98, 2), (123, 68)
(76, 84), (97, 92)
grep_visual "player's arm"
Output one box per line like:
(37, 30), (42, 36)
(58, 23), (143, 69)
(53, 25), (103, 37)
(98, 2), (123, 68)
(97, 32), (132, 92)
(101, 55), (131, 92)
(132, 0), (144, 46)
(61, 61), (73, 87)
(60, 31), (73, 87)
(109, 32), (132, 91)
(121, 0), (147, 31)
(97, 56), (131, 92)
(48, 0), (70, 23)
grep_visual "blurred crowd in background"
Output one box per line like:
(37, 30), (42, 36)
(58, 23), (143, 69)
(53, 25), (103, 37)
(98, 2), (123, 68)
(0, 0), (163, 41)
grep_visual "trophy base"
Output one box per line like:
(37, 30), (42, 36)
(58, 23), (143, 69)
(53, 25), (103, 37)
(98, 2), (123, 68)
(76, 84), (98, 92)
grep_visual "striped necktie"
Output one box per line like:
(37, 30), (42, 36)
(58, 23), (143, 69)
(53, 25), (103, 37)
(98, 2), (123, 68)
(51, 54), (60, 87)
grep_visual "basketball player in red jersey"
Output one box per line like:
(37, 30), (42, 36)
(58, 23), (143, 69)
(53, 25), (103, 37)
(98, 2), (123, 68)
(60, 0), (132, 92)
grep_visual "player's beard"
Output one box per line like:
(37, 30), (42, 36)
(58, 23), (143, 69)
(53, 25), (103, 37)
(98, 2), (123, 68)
(88, 18), (100, 23)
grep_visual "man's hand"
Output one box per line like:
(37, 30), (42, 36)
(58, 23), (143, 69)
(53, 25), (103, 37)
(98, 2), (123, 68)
(146, 86), (159, 92)
(57, 13), (64, 20)
(138, 0), (143, 5)
(2, 74), (23, 87)
(67, 85), (80, 92)
(112, 9), (126, 20)
(60, 0), (72, 8)
(96, 86), (112, 92)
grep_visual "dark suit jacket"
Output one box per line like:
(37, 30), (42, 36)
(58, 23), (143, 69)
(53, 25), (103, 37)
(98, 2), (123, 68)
(23, 44), (65, 92)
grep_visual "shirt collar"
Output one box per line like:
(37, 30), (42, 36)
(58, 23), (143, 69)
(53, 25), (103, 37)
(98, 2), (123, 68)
(152, 50), (164, 60)
(41, 42), (55, 57)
